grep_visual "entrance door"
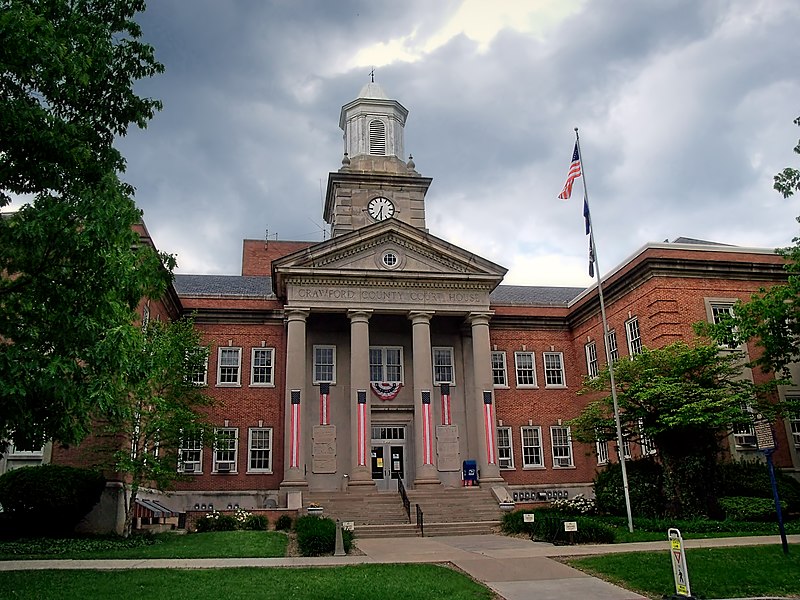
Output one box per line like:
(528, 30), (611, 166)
(371, 426), (406, 491)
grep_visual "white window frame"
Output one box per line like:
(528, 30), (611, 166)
(7, 443), (44, 458)
(248, 427), (273, 473)
(514, 352), (538, 388)
(491, 351), (508, 388)
(217, 347), (242, 386)
(190, 352), (208, 386)
(621, 436), (632, 459)
(213, 427), (238, 473)
(791, 413), (800, 448)
(639, 418), (657, 455)
(625, 317), (643, 356)
(596, 439), (609, 465)
(250, 347), (275, 387)
(179, 435), (202, 474)
(432, 347), (455, 385)
(550, 426), (574, 468)
(313, 345), (337, 384)
(543, 352), (566, 388)
(497, 427), (514, 469)
(521, 426), (544, 468)
(606, 331), (619, 364)
(707, 300), (740, 349)
(369, 346), (404, 383)
(585, 341), (599, 378)
(733, 404), (757, 448)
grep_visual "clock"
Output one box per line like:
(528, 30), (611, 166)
(367, 196), (395, 221)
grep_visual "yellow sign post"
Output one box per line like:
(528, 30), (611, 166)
(668, 528), (693, 598)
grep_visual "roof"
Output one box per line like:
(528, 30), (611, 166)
(358, 81), (388, 99)
(670, 236), (734, 246)
(173, 274), (273, 298)
(489, 285), (585, 305)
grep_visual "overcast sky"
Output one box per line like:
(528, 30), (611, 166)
(111, 0), (800, 287)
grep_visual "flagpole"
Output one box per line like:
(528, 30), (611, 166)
(574, 127), (635, 533)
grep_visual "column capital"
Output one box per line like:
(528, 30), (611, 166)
(467, 311), (494, 327)
(408, 310), (434, 325)
(285, 308), (310, 322)
(347, 309), (373, 324)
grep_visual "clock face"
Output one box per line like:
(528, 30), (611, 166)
(367, 196), (395, 221)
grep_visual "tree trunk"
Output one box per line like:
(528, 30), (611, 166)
(123, 482), (140, 538)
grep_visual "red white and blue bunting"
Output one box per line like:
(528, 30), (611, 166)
(371, 381), (403, 401)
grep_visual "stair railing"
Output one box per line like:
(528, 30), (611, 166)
(398, 478), (411, 523)
(415, 503), (424, 537)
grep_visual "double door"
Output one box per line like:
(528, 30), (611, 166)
(370, 425), (406, 492)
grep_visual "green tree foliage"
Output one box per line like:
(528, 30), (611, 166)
(0, 0), (169, 449)
(570, 342), (769, 517)
(103, 318), (212, 537)
(773, 116), (800, 199)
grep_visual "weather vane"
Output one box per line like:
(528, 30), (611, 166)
(369, 68), (375, 83)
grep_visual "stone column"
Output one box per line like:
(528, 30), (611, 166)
(282, 308), (309, 487)
(469, 312), (503, 483)
(409, 311), (440, 486)
(348, 309), (374, 485)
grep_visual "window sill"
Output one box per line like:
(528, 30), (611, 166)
(516, 385), (539, 390)
(249, 383), (275, 388)
(179, 471), (203, 475)
(522, 466), (546, 470)
(552, 465), (576, 470)
(216, 383), (242, 388)
(544, 385), (567, 389)
(313, 381), (337, 386)
(499, 467), (515, 471)
(246, 470), (274, 475)
(212, 471), (238, 475)
(493, 385), (510, 389)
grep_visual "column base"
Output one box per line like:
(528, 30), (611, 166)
(280, 468), (308, 489)
(348, 466), (373, 483)
(478, 477), (505, 485)
(413, 478), (443, 488)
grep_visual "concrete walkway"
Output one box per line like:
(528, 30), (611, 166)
(1, 533), (798, 600)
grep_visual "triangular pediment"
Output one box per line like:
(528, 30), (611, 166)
(272, 220), (507, 303)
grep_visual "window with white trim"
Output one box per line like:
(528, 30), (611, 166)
(217, 347), (242, 386)
(179, 435), (202, 473)
(606, 331), (619, 363)
(521, 426), (544, 468)
(369, 346), (403, 383)
(550, 426), (574, 468)
(625, 317), (643, 356)
(585, 341), (599, 378)
(791, 413), (800, 448)
(639, 419), (656, 455)
(213, 428), (238, 473)
(248, 428), (273, 472)
(313, 345), (336, 384)
(432, 347), (455, 385)
(733, 404), (757, 448)
(543, 352), (565, 387)
(621, 436), (632, 459)
(250, 347), (275, 386)
(491, 351), (508, 387)
(7, 442), (44, 457)
(190, 352), (208, 386)
(709, 302), (739, 348)
(514, 352), (537, 387)
(497, 427), (514, 469)
(596, 439), (609, 465)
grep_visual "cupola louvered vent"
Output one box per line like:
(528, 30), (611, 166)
(369, 119), (386, 155)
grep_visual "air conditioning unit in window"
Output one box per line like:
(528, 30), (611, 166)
(182, 464), (196, 473)
(555, 457), (572, 468)
(734, 433), (757, 448)
(216, 462), (234, 473)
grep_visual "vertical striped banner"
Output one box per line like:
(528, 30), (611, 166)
(483, 391), (496, 465)
(290, 390), (301, 469)
(357, 390), (367, 467)
(422, 391), (433, 465)
(440, 383), (451, 426)
(319, 383), (330, 425)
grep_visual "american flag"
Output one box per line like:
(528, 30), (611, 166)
(558, 143), (582, 200)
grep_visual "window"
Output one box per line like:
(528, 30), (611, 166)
(497, 427), (514, 469)
(313, 345), (336, 384)
(639, 419), (656, 455)
(213, 428), (238, 473)
(791, 413), (800, 448)
(521, 426), (544, 468)
(217, 347), (242, 386)
(250, 348), (275, 386)
(7, 442), (44, 457)
(620, 436), (632, 459)
(368, 119), (386, 155)
(585, 341), (599, 378)
(733, 405), (757, 448)
(606, 331), (619, 363)
(190, 351), (208, 386)
(179, 435), (202, 473)
(491, 351), (508, 387)
(543, 352), (565, 387)
(596, 439), (609, 465)
(382, 251), (398, 268)
(248, 428), (273, 472)
(369, 347), (403, 383)
(141, 303), (150, 330)
(625, 317), (643, 356)
(709, 302), (739, 348)
(433, 347), (455, 385)
(550, 426), (574, 468)
(514, 352), (537, 387)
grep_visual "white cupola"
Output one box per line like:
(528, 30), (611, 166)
(339, 81), (408, 160)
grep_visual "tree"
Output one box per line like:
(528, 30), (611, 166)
(103, 318), (212, 537)
(773, 116), (800, 199)
(0, 0), (169, 449)
(569, 342), (770, 517)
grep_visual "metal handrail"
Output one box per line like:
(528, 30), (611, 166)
(398, 478), (411, 522)
(415, 503), (424, 537)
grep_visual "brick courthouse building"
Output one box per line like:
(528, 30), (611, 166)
(51, 83), (800, 526)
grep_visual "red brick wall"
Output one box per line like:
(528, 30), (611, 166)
(241, 239), (314, 276)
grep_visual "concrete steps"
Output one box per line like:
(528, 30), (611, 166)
(304, 490), (410, 526)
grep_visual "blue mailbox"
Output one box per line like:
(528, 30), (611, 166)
(463, 459), (478, 486)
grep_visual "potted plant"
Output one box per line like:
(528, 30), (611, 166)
(307, 502), (323, 516)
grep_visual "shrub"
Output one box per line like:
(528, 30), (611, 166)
(244, 514), (268, 531)
(501, 509), (537, 535)
(0, 465), (105, 536)
(550, 493), (596, 515)
(529, 514), (615, 545)
(295, 515), (353, 556)
(718, 496), (787, 521)
(194, 511), (238, 532)
(716, 460), (800, 512)
(594, 458), (666, 518)
(274, 514), (292, 531)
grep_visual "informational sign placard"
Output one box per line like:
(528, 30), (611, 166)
(668, 528), (691, 597)
(523, 513), (535, 523)
(564, 521), (578, 532)
(342, 521), (355, 531)
(754, 419), (776, 451)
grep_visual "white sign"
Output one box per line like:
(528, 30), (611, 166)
(564, 521), (578, 532)
(523, 513), (535, 523)
(342, 521), (355, 531)
(668, 528), (692, 597)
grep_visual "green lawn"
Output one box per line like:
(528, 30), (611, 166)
(0, 531), (288, 560)
(568, 544), (800, 599)
(0, 565), (493, 600)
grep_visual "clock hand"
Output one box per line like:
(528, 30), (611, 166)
(378, 206), (384, 219)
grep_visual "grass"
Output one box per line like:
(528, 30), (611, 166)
(0, 564), (494, 600)
(568, 544), (800, 599)
(0, 531), (288, 560)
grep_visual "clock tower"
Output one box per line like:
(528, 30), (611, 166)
(323, 82), (432, 237)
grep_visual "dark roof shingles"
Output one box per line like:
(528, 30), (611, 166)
(173, 274), (273, 297)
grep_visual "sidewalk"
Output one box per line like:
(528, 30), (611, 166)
(1, 533), (798, 600)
